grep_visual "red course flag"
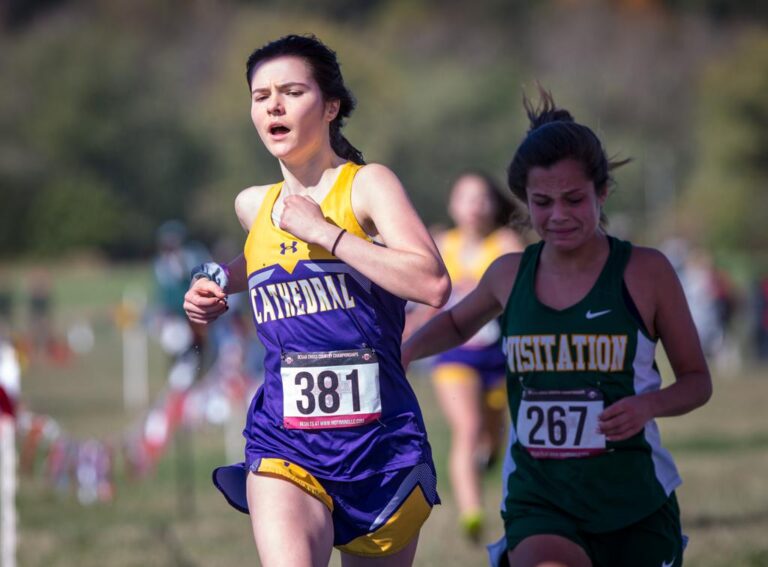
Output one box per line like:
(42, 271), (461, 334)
(0, 341), (20, 419)
(0, 386), (14, 419)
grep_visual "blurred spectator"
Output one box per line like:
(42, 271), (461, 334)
(0, 270), (12, 340)
(154, 220), (206, 319)
(152, 220), (209, 388)
(712, 268), (738, 338)
(660, 237), (688, 274)
(751, 275), (768, 362)
(27, 268), (52, 353)
(26, 268), (71, 365)
(663, 239), (742, 372)
(679, 248), (723, 357)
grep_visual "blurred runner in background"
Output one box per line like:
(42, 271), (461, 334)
(406, 171), (525, 542)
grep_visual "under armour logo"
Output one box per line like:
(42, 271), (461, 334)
(280, 241), (298, 255)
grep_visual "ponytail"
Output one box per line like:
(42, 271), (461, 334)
(508, 86), (630, 201)
(330, 122), (365, 165)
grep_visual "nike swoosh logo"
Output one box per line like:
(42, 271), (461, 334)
(661, 558), (675, 567)
(585, 309), (611, 320)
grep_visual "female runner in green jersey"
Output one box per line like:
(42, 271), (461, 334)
(402, 88), (712, 567)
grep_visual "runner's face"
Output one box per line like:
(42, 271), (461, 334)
(526, 158), (606, 251)
(249, 56), (337, 162)
(448, 175), (496, 233)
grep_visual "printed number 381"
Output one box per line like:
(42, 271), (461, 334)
(294, 370), (360, 414)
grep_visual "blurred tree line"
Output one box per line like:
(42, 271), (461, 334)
(0, 0), (766, 265)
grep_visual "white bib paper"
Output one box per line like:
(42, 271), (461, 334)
(281, 348), (381, 430)
(517, 388), (606, 459)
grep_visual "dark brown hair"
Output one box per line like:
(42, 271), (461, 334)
(507, 87), (629, 205)
(246, 34), (364, 165)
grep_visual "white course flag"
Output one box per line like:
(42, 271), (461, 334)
(0, 340), (20, 567)
(121, 289), (149, 410)
(0, 415), (15, 567)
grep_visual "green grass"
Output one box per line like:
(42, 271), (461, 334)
(11, 263), (768, 566)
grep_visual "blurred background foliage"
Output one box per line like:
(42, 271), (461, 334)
(1, 0), (767, 267)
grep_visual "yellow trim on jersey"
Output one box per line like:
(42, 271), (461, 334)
(336, 485), (432, 557)
(253, 458), (334, 512)
(243, 162), (370, 275)
(441, 228), (505, 283)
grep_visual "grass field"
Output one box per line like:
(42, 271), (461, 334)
(9, 263), (768, 566)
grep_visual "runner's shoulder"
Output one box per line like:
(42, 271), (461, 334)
(481, 252), (524, 302)
(485, 251), (524, 279)
(626, 245), (676, 283)
(235, 183), (278, 231)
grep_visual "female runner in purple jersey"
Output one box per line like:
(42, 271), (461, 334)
(183, 35), (450, 567)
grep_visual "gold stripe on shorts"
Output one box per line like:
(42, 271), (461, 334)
(336, 485), (432, 557)
(433, 363), (479, 384)
(485, 381), (507, 411)
(254, 458), (334, 512)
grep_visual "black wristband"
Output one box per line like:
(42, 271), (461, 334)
(331, 228), (347, 256)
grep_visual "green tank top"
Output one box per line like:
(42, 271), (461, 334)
(500, 235), (681, 532)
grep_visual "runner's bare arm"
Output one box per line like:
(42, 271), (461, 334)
(643, 249), (712, 415)
(599, 249), (712, 441)
(281, 164), (450, 307)
(402, 254), (520, 368)
(402, 231), (449, 340)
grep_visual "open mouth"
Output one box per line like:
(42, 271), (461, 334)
(548, 228), (577, 236)
(269, 125), (290, 136)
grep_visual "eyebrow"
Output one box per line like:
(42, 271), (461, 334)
(530, 187), (586, 198)
(251, 81), (311, 95)
(533, 187), (585, 195)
